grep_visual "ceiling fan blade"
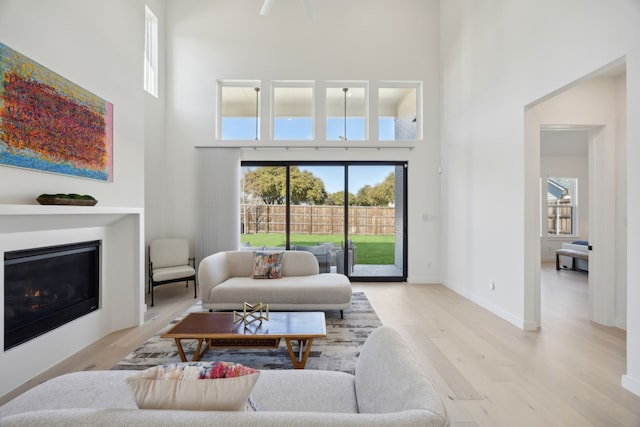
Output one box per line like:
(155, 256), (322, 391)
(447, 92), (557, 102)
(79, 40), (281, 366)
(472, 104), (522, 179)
(302, 0), (316, 21)
(259, 0), (274, 16)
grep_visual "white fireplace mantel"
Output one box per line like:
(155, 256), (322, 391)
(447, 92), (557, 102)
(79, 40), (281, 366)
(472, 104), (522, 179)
(0, 204), (143, 233)
(0, 204), (145, 399)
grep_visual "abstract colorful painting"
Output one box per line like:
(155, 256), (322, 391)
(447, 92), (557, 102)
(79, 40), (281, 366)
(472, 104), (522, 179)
(0, 42), (113, 181)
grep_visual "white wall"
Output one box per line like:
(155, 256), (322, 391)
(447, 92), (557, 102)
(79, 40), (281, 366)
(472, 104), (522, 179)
(0, 0), (145, 207)
(440, 0), (640, 396)
(158, 0), (442, 283)
(144, 0), (169, 243)
(0, 0), (146, 399)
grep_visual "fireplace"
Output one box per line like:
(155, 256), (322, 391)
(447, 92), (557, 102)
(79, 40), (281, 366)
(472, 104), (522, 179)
(4, 240), (101, 351)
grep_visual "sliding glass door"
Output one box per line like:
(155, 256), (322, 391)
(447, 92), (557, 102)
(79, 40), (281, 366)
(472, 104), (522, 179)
(240, 161), (407, 281)
(346, 164), (405, 278)
(240, 166), (287, 249)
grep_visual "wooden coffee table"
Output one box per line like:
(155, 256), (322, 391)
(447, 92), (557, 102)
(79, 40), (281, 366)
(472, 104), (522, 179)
(161, 311), (326, 369)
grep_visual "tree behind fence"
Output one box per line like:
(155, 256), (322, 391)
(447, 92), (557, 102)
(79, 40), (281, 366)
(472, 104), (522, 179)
(241, 204), (395, 235)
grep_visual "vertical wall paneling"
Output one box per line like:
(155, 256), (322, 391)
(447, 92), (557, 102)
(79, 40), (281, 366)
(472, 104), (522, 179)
(196, 148), (241, 264)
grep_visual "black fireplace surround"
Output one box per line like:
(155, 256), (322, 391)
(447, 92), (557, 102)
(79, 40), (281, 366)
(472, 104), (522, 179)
(4, 240), (100, 351)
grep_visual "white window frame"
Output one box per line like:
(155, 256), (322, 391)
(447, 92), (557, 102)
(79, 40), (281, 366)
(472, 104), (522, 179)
(271, 80), (315, 141)
(377, 81), (422, 141)
(325, 81), (368, 141)
(144, 5), (158, 97)
(544, 177), (579, 237)
(217, 80), (262, 141)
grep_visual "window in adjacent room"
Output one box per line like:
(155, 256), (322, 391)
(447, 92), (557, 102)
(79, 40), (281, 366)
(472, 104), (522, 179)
(326, 83), (367, 141)
(144, 5), (158, 97)
(272, 82), (314, 140)
(219, 81), (261, 140)
(378, 82), (421, 141)
(545, 177), (578, 236)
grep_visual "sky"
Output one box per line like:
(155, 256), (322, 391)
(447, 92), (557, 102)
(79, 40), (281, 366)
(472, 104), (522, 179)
(222, 117), (395, 141)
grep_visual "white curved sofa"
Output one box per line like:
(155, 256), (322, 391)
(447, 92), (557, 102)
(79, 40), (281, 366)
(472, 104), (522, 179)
(0, 326), (449, 426)
(198, 250), (352, 317)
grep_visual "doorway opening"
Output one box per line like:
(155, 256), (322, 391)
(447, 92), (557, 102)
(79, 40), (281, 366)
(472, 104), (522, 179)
(539, 128), (590, 324)
(524, 58), (627, 331)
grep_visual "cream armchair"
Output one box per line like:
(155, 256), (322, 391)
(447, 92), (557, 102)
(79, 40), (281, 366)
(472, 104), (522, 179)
(148, 239), (197, 306)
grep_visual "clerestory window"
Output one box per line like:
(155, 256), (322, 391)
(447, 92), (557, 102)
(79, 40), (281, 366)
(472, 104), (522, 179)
(216, 80), (422, 143)
(326, 83), (367, 141)
(378, 83), (420, 141)
(219, 81), (261, 140)
(272, 81), (314, 140)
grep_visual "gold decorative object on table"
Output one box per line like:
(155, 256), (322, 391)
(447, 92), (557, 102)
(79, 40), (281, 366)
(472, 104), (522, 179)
(233, 302), (269, 326)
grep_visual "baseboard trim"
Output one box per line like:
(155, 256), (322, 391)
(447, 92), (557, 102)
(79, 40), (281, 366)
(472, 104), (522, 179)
(443, 282), (528, 330)
(622, 374), (640, 397)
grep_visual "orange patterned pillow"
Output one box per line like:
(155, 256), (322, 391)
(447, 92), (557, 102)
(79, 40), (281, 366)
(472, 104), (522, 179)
(252, 251), (284, 279)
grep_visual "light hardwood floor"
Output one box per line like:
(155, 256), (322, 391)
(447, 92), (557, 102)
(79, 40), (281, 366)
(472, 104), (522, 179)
(2, 264), (639, 426)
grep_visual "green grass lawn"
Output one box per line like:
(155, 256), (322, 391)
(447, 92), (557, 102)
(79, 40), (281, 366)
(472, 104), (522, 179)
(240, 233), (395, 264)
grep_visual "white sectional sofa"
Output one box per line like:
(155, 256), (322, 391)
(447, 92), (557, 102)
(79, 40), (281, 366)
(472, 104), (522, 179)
(198, 250), (352, 317)
(0, 326), (450, 426)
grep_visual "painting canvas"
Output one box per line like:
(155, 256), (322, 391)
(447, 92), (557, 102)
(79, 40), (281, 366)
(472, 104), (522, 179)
(0, 42), (113, 181)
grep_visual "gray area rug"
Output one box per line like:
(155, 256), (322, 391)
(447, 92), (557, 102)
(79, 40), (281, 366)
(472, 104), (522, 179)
(112, 292), (381, 374)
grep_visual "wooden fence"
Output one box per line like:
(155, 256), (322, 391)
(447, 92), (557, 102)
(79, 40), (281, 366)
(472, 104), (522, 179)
(547, 200), (573, 235)
(241, 204), (395, 235)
